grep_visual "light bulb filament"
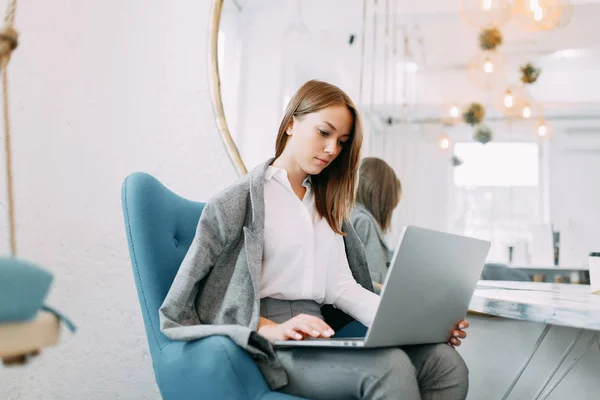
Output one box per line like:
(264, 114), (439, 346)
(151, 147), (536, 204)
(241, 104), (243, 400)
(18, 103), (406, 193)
(450, 105), (459, 118)
(504, 91), (514, 108)
(483, 59), (494, 73)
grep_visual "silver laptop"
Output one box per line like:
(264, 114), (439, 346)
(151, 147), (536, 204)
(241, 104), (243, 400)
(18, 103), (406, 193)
(273, 225), (490, 348)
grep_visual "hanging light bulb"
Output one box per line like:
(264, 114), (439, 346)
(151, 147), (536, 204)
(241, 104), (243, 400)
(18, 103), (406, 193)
(504, 90), (514, 108)
(460, 0), (512, 29)
(468, 51), (508, 91)
(442, 103), (461, 126)
(498, 86), (537, 118)
(513, 0), (572, 33)
(538, 121), (548, 136)
(449, 105), (460, 118)
(483, 58), (494, 73)
(438, 135), (451, 149)
(528, 0), (540, 11)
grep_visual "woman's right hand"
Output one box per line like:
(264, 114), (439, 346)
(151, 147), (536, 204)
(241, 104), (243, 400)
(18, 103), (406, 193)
(258, 314), (335, 342)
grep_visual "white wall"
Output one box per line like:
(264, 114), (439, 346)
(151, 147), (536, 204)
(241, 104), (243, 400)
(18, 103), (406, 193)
(0, 1), (236, 399)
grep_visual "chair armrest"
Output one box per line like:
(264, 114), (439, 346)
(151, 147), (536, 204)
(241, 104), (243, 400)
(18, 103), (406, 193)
(258, 392), (306, 400)
(157, 335), (274, 400)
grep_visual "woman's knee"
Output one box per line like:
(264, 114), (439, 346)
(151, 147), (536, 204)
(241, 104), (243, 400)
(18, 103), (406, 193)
(430, 344), (469, 395)
(384, 348), (417, 373)
(365, 349), (420, 399)
(364, 348), (416, 379)
(374, 348), (422, 387)
(438, 344), (468, 376)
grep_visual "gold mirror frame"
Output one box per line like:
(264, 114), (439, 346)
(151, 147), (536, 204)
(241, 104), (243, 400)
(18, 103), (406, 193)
(208, 0), (248, 176)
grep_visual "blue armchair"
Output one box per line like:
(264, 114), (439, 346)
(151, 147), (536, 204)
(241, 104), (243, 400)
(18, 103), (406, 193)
(121, 172), (303, 400)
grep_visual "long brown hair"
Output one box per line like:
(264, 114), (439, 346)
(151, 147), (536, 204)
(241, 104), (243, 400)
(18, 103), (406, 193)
(275, 80), (363, 235)
(356, 157), (402, 232)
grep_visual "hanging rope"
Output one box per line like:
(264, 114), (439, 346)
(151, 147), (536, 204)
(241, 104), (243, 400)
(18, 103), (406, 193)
(358, 0), (367, 106)
(368, 0), (378, 157)
(391, 0), (397, 169)
(382, 0), (389, 160)
(0, 0), (18, 256)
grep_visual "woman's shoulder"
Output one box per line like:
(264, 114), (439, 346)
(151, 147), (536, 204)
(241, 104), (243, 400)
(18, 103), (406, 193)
(199, 175), (254, 237)
(350, 205), (386, 245)
(204, 158), (271, 212)
(350, 204), (376, 226)
(208, 173), (252, 207)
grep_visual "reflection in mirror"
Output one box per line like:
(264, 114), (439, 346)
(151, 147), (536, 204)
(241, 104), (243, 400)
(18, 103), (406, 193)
(218, 0), (369, 170)
(216, 0), (600, 283)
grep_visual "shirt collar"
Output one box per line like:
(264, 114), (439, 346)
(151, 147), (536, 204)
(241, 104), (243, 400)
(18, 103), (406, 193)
(266, 166), (311, 189)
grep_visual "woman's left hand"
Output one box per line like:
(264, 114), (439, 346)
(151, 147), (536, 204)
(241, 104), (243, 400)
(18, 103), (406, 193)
(449, 319), (469, 347)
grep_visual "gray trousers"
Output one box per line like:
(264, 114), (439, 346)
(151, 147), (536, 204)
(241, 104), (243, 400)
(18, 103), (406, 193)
(261, 298), (469, 400)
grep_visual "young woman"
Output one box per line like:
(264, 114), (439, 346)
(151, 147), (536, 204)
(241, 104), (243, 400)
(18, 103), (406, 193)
(351, 157), (402, 292)
(159, 80), (470, 399)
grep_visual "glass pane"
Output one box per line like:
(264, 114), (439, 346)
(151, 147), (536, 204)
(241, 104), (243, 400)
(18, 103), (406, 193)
(454, 142), (539, 187)
(450, 142), (541, 263)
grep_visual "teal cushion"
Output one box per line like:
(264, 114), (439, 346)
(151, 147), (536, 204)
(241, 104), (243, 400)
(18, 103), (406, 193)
(0, 257), (53, 322)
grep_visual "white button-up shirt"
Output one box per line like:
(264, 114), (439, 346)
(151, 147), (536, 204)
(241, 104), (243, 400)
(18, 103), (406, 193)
(260, 166), (380, 327)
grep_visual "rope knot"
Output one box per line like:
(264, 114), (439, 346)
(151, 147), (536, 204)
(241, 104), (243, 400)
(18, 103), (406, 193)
(0, 25), (18, 55)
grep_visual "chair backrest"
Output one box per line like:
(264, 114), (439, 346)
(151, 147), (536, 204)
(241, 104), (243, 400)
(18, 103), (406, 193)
(481, 263), (531, 282)
(121, 172), (205, 357)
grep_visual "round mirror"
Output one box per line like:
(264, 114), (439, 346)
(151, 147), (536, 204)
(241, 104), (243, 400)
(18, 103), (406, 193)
(213, 0), (365, 173)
